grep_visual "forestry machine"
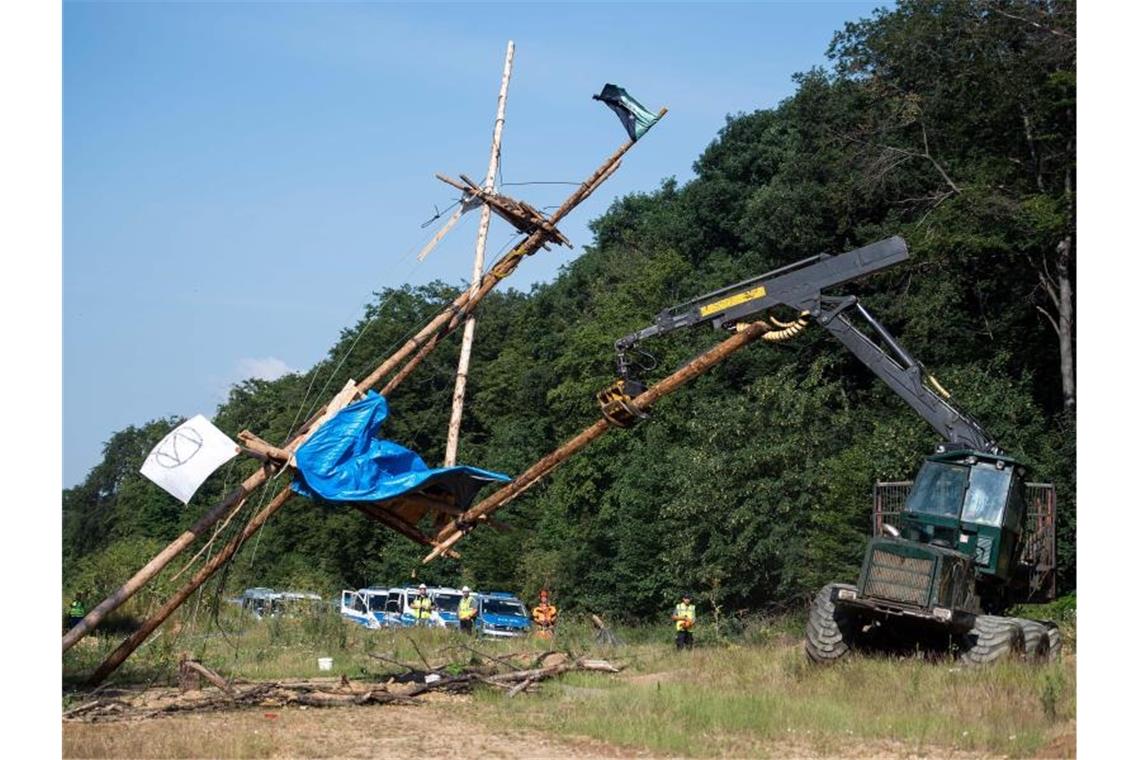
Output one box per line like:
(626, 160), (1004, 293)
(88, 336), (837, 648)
(597, 236), (1060, 665)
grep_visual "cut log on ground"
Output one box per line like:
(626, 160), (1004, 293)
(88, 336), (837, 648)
(65, 650), (622, 722)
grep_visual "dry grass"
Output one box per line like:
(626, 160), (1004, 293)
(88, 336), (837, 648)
(63, 609), (1076, 758)
(471, 639), (1076, 758)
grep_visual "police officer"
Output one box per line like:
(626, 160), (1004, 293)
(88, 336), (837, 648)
(411, 583), (434, 626)
(458, 586), (478, 635)
(671, 594), (695, 650)
(67, 597), (86, 631)
(532, 589), (558, 641)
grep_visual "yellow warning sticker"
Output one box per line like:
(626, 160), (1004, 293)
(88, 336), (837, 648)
(698, 285), (767, 317)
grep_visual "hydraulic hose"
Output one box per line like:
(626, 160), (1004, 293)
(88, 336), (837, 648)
(761, 311), (811, 342)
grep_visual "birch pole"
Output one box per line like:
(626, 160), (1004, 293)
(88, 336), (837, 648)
(445, 41), (515, 466)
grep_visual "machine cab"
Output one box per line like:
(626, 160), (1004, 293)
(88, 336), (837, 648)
(899, 448), (1026, 580)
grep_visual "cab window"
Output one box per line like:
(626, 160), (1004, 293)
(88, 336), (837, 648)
(905, 462), (968, 519)
(961, 464), (1011, 527)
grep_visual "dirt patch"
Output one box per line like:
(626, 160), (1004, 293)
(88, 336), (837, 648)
(1035, 720), (1076, 759)
(63, 694), (642, 759)
(621, 670), (682, 687)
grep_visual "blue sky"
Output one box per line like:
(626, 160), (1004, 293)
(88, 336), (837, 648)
(64, 1), (886, 485)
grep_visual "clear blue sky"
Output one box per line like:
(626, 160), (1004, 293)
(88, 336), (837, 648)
(64, 1), (886, 486)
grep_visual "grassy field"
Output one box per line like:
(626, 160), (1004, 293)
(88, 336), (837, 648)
(63, 605), (1076, 758)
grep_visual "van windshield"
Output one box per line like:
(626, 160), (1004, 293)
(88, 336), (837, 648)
(433, 593), (461, 612)
(482, 599), (525, 617)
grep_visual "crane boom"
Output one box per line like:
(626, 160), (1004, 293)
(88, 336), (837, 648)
(602, 236), (999, 453)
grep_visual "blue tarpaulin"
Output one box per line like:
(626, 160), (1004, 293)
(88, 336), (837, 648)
(291, 392), (510, 507)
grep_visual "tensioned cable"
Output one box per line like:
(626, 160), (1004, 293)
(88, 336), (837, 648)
(283, 196), (469, 441)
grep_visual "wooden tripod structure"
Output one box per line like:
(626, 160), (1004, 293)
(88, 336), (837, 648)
(66, 84), (668, 685)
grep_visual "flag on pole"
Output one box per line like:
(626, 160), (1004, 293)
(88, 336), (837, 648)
(593, 83), (661, 141)
(140, 415), (239, 504)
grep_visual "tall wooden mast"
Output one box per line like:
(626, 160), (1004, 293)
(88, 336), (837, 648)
(445, 41), (515, 466)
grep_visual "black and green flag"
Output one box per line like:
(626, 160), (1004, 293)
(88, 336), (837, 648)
(593, 83), (660, 141)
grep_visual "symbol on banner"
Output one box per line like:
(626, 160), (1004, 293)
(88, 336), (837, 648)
(153, 426), (205, 469)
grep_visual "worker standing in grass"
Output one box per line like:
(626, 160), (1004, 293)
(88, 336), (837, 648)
(672, 593), (695, 650)
(532, 589), (558, 641)
(458, 586), (478, 635)
(411, 583), (434, 627)
(67, 597), (86, 631)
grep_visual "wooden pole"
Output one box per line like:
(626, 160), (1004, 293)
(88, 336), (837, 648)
(415, 204), (467, 263)
(62, 472), (264, 652)
(446, 40), (515, 467)
(423, 319), (770, 562)
(87, 485), (296, 686)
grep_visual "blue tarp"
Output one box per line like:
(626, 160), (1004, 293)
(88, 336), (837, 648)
(291, 392), (511, 508)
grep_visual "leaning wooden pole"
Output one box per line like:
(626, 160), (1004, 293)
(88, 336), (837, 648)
(61, 468), (280, 653)
(445, 40), (515, 467)
(87, 486), (296, 686)
(423, 319), (773, 562)
(65, 107), (667, 657)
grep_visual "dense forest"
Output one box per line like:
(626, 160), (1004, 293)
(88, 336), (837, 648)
(63, 1), (1076, 624)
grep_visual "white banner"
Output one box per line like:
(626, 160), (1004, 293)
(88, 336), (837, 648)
(140, 415), (239, 504)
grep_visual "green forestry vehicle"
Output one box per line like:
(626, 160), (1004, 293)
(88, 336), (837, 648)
(597, 236), (1060, 665)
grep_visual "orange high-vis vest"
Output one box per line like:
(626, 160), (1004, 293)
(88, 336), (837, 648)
(533, 602), (558, 627)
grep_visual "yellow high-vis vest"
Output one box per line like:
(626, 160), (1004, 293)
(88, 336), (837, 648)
(674, 602), (695, 631)
(412, 596), (433, 620)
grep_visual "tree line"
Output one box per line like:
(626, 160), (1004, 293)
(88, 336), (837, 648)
(63, 1), (1075, 624)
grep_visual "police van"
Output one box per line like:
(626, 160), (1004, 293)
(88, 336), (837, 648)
(339, 587), (388, 629)
(476, 592), (531, 638)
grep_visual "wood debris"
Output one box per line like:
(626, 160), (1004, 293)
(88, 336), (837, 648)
(63, 647), (623, 722)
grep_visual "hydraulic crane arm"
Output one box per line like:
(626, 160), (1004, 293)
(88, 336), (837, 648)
(600, 236), (1001, 454)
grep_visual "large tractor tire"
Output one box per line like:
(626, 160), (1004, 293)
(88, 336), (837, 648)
(1010, 618), (1062, 663)
(1044, 622), (1062, 662)
(805, 583), (860, 663)
(1013, 618), (1049, 662)
(960, 615), (1025, 666)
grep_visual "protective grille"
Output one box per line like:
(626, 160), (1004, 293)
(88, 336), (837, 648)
(866, 549), (933, 606)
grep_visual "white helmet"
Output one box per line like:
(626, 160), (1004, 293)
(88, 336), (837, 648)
(461, 586), (471, 594)
(418, 583), (427, 591)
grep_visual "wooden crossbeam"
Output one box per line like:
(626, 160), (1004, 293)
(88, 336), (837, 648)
(237, 430), (290, 463)
(436, 174), (571, 247)
(353, 503), (461, 560)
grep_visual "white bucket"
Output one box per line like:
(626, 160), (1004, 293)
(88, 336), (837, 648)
(317, 657), (333, 671)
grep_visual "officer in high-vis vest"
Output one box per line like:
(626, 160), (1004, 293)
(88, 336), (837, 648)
(532, 589), (558, 641)
(458, 586), (478, 635)
(411, 584), (434, 626)
(671, 594), (695, 650)
(67, 597), (86, 631)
